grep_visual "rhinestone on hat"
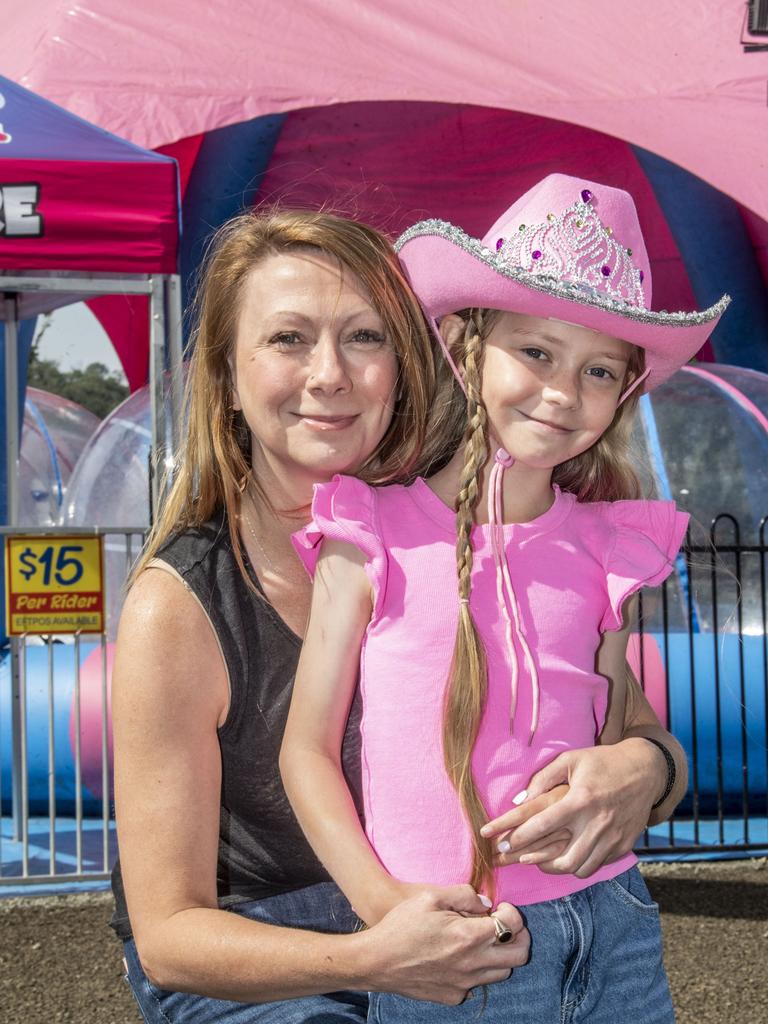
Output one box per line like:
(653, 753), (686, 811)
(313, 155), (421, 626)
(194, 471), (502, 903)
(496, 192), (646, 309)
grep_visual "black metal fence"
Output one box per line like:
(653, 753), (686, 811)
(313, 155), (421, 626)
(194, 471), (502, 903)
(634, 515), (768, 855)
(1, 519), (766, 888)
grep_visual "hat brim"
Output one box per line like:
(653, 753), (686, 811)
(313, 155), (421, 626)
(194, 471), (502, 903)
(396, 223), (730, 392)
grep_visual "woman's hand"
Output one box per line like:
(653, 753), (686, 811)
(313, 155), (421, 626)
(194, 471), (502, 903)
(364, 886), (530, 1005)
(485, 739), (667, 878)
(481, 670), (688, 879)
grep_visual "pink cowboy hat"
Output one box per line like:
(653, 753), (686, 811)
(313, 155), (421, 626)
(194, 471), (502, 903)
(396, 174), (730, 392)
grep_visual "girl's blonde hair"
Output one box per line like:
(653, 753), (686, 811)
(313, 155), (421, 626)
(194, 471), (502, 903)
(133, 208), (436, 583)
(439, 308), (646, 895)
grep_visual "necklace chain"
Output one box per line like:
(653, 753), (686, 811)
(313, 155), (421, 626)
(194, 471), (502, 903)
(239, 487), (301, 583)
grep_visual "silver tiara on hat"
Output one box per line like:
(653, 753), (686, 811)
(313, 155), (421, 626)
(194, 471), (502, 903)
(495, 190), (645, 309)
(396, 189), (730, 329)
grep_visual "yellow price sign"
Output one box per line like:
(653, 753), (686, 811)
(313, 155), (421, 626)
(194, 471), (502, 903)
(4, 535), (104, 635)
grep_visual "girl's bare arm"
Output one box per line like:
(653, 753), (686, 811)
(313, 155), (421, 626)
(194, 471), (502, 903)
(280, 540), (413, 925)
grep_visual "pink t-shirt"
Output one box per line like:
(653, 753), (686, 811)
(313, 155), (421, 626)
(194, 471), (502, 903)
(294, 475), (688, 906)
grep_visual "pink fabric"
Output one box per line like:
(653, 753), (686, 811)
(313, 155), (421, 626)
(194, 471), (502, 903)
(295, 475), (688, 905)
(87, 134), (204, 391)
(260, 102), (700, 321)
(87, 295), (150, 394)
(626, 634), (668, 729)
(8, 2), (768, 223)
(601, 500), (689, 630)
(156, 134), (205, 197)
(740, 205), (768, 288)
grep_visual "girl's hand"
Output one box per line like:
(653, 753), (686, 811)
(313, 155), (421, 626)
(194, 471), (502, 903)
(480, 785), (572, 867)
(488, 740), (666, 878)
(358, 878), (489, 927)
(365, 886), (530, 1005)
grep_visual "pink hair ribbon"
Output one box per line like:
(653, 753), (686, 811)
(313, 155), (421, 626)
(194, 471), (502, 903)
(618, 367), (650, 405)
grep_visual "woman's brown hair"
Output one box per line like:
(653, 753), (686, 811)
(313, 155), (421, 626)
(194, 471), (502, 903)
(132, 208), (436, 584)
(438, 309), (646, 896)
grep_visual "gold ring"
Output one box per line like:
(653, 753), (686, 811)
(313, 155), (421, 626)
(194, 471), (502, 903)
(492, 914), (514, 944)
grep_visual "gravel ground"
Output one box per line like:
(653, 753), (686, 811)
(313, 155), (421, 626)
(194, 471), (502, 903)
(1, 860), (766, 1024)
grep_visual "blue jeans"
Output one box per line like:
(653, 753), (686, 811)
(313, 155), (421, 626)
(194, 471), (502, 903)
(123, 881), (368, 1022)
(369, 867), (675, 1024)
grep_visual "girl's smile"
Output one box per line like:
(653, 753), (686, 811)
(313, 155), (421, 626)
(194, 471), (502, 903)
(429, 311), (636, 523)
(514, 410), (575, 434)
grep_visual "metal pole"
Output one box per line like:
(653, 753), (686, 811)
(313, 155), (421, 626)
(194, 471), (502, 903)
(149, 276), (166, 517)
(166, 274), (184, 464)
(9, 635), (23, 840)
(4, 293), (19, 526)
(4, 294), (24, 838)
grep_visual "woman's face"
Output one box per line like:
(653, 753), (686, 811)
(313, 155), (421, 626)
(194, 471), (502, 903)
(232, 250), (399, 492)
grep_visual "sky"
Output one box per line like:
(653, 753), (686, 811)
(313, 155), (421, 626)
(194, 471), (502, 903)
(31, 302), (127, 382)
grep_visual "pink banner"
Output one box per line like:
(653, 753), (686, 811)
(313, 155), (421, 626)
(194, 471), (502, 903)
(0, 159), (178, 272)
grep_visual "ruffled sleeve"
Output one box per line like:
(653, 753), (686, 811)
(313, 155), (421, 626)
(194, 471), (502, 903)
(292, 474), (387, 619)
(600, 500), (689, 632)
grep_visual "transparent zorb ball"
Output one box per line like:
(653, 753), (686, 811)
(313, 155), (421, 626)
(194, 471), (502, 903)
(630, 363), (768, 635)
(63, 376), (181, 637)
(19, 388), (100, 526)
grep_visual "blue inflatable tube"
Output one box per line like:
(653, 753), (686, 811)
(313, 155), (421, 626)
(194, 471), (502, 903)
(0, 643), (108, 816)
(2, 634), (765, 817)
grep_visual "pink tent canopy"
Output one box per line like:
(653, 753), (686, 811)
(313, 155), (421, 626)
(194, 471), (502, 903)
(0, 75), (180, 391)
(0, 76), (178, 286)
(0, 75), (182, 519)
(6, 1), (768, 221)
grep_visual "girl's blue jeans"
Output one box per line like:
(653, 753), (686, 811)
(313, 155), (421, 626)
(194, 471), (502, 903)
(124, 867), (674, 1023)
(370, 867), (675, 1024)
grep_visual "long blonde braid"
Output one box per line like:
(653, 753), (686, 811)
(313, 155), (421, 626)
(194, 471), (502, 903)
(441, 312), (646, 897)
(442, 311), (497, 897)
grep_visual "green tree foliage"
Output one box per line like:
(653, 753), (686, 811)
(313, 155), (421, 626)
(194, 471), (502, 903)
(26, 340), (128, 420)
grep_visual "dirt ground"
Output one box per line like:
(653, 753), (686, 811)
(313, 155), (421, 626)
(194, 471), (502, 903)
(0, 860), (766, 1024)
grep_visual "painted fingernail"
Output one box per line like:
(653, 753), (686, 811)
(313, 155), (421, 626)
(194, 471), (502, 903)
(512, 789), (528, 805)
(480, 825), (491, 836)
(478, 894), (493, 908)
(497, 840), (511, 853)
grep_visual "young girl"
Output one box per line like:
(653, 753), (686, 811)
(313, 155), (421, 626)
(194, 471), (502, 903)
(280, 175), (729, 1022)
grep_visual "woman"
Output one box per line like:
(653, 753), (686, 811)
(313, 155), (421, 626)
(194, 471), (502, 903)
(112, 208), (685, 1022)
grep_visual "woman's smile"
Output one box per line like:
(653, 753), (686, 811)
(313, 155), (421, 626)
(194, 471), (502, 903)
(292, 411), (361, 431)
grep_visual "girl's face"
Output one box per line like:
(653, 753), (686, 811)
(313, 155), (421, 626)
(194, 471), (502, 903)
(448, 311), (633, 471)
(232, 251), (399, 490)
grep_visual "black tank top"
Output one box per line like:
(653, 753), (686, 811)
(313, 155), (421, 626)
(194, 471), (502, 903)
(110, 511), (363, 939)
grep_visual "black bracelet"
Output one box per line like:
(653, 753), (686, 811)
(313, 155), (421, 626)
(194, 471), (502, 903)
(643, 736), (677, 810)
